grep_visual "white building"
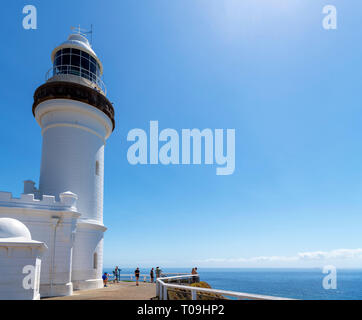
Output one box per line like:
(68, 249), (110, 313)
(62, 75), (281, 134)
(0, 31), (115, 298)
(0, 218), (47, 300)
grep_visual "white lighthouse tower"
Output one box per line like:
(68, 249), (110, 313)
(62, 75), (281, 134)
(32, 30), (115, 291)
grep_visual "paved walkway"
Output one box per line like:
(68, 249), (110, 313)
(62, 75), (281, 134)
(44, 281), (156, 300)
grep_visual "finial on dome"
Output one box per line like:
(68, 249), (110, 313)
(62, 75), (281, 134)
(70, 25), (93, 45)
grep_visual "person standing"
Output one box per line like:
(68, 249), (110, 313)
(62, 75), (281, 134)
(191, 268), (195, 283)
(118, 267), (122, 281)
(115, 266), (119, 283)
(102, 272), (108, 287)
(156, 266), (162, 279)
(195, 267), (200, 283)
(192, 267), (199, 283)
(135, 267), (140, 286)
(150, 268), (154, 283)
(112, 269), (116, 283)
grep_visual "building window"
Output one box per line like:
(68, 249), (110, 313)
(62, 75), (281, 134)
(96, 161), (100, 176)
(93, 252), (98, 269)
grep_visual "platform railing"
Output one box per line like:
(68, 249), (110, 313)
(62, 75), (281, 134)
(108, 274), (151, 282)
(45, 65), (107, 95)
(156, 274), (295, 301)
(107, 272), (189, 283)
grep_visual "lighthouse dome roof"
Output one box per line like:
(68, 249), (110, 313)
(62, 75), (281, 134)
(0, 218), (32, 241)
(62, 34), (96, 56)
(51, 33), (103, 75)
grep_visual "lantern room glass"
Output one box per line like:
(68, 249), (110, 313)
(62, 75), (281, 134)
(53, 48), (102, 87)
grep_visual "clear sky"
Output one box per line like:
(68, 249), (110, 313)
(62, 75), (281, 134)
(0, 0), (362, 268)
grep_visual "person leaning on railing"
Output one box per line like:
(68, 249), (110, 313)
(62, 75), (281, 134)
(155, 267), (161, 279)
(191, 267), (200, 283)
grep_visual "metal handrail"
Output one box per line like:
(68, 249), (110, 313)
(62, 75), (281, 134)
(45, 65), (107, 95)
(156, 274), (295, 301)
(160, 273), (189, 277)
(108, 273), (152, 282)
(106, 272), (190, 284)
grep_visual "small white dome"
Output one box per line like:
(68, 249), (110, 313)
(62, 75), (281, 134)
(63, 34), (96, 56)
(0, 218), (32, 240)
(68, 33), (90, 46)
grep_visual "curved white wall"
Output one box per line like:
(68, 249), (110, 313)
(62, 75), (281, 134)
(35, 99), (112, 224)
(35, 98), (112, 291)
(39, 127), (104, 222)
(72, 222), (105, 290)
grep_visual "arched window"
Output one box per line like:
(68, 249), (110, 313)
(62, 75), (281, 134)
(93, 252), (98, 270)
(95, 161), (100, 176)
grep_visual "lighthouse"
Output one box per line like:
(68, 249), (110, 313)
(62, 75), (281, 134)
(32, 30), (115, 291)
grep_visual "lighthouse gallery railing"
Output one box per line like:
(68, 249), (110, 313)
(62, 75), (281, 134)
(45, 65), (107, 95)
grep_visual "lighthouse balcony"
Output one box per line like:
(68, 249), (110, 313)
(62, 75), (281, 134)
(46, 65), (107, 96)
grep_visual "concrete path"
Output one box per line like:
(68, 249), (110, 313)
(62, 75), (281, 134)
(44, 281), (156, 300)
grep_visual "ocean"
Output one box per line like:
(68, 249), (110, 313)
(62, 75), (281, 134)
(103, 268), (362, 300)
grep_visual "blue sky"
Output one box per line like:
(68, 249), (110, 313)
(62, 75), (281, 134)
(0, 0), (362, 268)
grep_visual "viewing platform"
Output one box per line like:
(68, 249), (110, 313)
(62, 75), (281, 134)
(44, 274), (293, 300)
(44, 282), (156, 301)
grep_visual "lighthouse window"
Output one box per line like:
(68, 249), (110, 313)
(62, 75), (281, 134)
(82, 69), (90, 80)
(72, 54), (80, 67)
(53, 48), (102, 85)
(90, 62), (96, 75)
(62, 54), (70, 65)
(96, 161), (100, 176)
(81, 56), (89, 70)
(72, 49), (80, 56)
(81, 51), (89, 59)
(55, 58), (61, 69)
(93, 253), (98, 269)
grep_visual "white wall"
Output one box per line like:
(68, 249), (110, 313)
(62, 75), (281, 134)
(72, 221), (106, 290)
(35, 99), (112, 224)
(0, 205), (79, 297)
(39, 126), (105, 222)
(34, 99), (111, 292)
(0, 245), (45, 300)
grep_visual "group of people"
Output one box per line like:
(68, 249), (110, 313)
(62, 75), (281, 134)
(101, 267), (162, 287)
(102, 266), (199, 287)
(113, 266), (121, 283)
(134, 267), (162, 286)
(101, 266), (122, 287)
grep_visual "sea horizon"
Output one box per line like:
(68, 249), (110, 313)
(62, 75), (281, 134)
(104, 267), (362, 300)
(104, 266), (362, 270)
